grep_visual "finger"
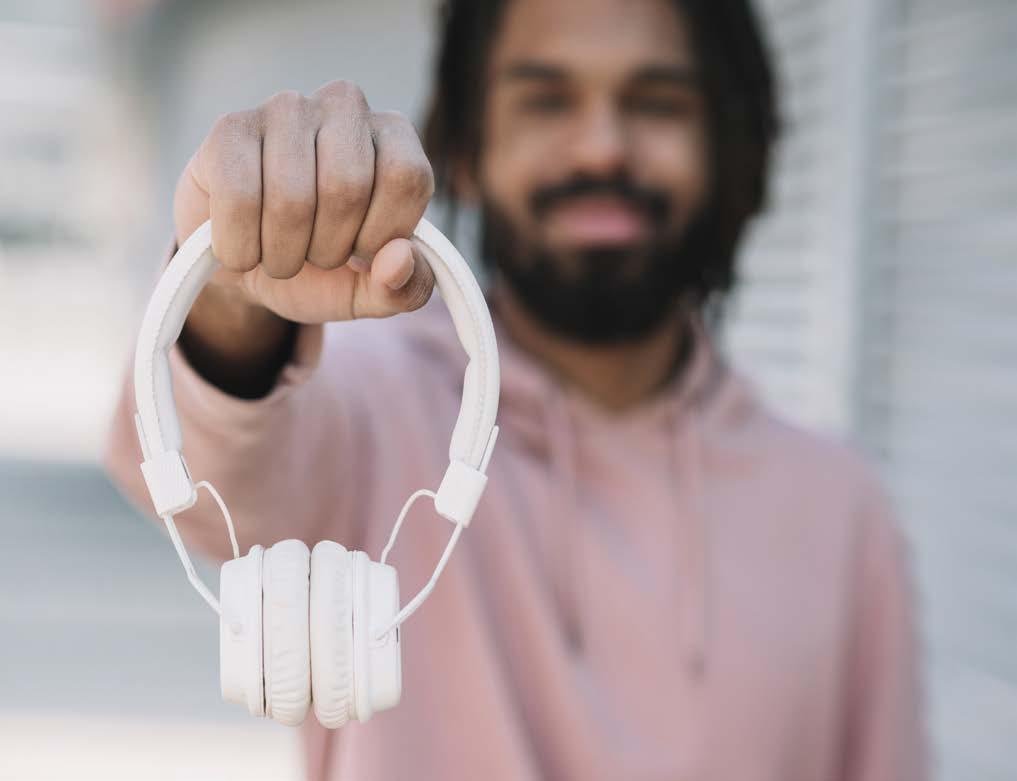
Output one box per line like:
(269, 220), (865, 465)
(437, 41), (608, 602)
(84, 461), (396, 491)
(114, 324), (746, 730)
(355, 238), (435, 318)
(260, 90), (317, 280)
(241, 262), (360, 324)
(201, 110), (263, 272)
(174, 155), (209, 249)
(353, 111), (435, 260)
(306, 81), (375, 270)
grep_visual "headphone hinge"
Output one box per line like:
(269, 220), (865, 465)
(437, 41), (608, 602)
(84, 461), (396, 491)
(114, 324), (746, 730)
(434, 459), (488, 527)
(140, 448), (198, 517)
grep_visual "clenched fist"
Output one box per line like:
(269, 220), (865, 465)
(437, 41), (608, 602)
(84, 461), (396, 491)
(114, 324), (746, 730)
(175, 80), (436, 325)
(170, 81), (439, 397)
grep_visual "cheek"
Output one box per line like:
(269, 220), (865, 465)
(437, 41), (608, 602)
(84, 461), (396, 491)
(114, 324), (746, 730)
(632, 121), (710, 220)
(480, 101), (571, 226)
(480, 153), (533, 228)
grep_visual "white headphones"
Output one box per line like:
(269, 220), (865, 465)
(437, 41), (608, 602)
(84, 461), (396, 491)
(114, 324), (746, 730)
(132, 217), (500, 727)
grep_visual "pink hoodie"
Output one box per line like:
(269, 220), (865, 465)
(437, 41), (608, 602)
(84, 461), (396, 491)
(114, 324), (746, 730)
(103, 275), (927, 781)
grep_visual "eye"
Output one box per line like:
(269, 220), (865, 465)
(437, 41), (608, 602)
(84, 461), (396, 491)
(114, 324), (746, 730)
(626, 93), (695, 118)
(520, 92), (571, 114)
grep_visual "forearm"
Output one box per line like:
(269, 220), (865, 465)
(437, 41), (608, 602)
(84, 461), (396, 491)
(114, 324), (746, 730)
(178, 284), (298, 400)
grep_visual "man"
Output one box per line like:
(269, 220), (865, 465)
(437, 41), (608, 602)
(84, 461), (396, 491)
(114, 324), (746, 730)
(103, 0), (928, 778)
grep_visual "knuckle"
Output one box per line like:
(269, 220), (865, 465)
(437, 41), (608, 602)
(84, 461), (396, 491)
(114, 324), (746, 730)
(263, 89), (307, 118)
(306, 251), (345, 270)
(314, 79), (368, 109)
(260, 244), (304, 277)
(373, 108), (411, 128)
(380, 157), (434, 201)
(222, 182), (261, 214)
(318, 164), (373, 211)
(265, 262), (301, 280)
(372, 115), (433, 200)
(235, 255), (261, 273)
(223, 250), (260, 273)
(265, 186), (315, 227)
(212, 230), (260, 272)
(209, 111), (240, 137)
(208, 110), (255, 146)
(205, 113), (261, 191)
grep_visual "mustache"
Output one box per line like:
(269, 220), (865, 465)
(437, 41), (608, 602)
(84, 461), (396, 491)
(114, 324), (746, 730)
(529, 172), (672, 225)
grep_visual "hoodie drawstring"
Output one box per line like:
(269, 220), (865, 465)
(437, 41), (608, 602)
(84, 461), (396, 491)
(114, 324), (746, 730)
(672, 410), (708, 675)
(543, 382), (710, 673)
(546, 386), (584, 653)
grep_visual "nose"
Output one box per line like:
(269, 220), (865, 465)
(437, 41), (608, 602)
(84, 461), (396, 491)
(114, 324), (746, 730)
(568, 100), (629, 178)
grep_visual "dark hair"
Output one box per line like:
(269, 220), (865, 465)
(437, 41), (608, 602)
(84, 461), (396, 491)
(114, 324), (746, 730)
(422, 0), (781, 305)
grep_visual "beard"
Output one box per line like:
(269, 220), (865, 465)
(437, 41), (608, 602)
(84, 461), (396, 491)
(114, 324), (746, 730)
(480, 171), (712, 345)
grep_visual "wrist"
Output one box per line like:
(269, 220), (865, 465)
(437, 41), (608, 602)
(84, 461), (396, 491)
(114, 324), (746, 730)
(178, 285), (296, 399)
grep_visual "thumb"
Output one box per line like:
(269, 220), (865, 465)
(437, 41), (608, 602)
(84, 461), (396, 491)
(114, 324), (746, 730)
(358, 238), (435, 318)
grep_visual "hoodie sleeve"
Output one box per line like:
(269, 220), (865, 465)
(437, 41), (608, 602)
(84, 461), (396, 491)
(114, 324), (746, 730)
(842, 478), (930, 781)
(102, 245), (357, 567)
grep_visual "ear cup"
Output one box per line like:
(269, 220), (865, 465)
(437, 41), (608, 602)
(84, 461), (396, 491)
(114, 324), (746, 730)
(309, 541), (355, 728)
(220, 544), (265, 716)
(262, 539), (311, 726)
(351, 553), (403, 723)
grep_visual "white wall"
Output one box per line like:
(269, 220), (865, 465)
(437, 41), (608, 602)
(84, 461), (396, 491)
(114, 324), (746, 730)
(734, 1), (1017, 779)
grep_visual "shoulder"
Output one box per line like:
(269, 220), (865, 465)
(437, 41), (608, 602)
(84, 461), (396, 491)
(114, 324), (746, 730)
(709, 367), (904, 546)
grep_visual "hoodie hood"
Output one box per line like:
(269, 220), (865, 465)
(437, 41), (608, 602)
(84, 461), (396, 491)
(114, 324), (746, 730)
(401, 295), (758, 674)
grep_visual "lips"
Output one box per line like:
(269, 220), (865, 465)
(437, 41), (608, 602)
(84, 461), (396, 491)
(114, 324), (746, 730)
(543, 195), (651, 246)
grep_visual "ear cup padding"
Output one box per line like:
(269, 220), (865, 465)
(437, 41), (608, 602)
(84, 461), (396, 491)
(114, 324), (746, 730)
(262, 539), (311, 726)
(220, 544), (265, 716)
(309, 541), (354, 729)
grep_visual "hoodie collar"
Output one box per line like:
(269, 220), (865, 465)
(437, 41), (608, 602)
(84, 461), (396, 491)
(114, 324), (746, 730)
(489, 299), (728, 431)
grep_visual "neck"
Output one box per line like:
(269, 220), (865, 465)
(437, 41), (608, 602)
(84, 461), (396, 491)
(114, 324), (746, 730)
(492, 284), (694, 412)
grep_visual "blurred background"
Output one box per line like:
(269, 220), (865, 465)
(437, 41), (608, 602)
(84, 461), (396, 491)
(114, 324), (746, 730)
(0, 0), (1012, 778)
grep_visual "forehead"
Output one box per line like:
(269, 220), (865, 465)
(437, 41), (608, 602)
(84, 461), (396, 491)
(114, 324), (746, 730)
(490, 0), (696, 75)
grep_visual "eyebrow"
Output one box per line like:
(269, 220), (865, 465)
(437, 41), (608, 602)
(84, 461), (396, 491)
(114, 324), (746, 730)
(631, 64), (700, 88)
(498, 61), (700, 87)
(499, 61), (567, 82)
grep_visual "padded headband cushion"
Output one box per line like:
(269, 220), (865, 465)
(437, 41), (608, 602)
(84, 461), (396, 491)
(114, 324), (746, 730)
(134, 218), (500, 477)
(409, 219), (499, 467)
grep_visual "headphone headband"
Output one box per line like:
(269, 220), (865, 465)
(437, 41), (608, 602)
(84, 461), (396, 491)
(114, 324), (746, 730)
(133, 218), (500, 529)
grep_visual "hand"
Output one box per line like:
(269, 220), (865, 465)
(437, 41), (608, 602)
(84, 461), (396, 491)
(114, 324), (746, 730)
(173, 80), (436, 325)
